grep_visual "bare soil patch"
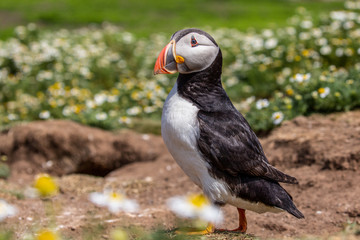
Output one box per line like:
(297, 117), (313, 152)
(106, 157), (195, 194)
(0, 111), (359, 239)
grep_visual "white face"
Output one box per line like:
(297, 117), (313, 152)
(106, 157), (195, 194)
(174, 32), (219, 74)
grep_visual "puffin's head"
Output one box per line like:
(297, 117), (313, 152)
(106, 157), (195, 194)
(154, 28), (219, 75)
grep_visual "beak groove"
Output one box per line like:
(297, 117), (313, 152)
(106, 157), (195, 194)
(154, 40), (178, 75)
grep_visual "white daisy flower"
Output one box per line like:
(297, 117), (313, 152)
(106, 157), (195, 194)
(320, 45), (332, 55)
(272, 111), (284, 125)
(95, 112), (108, 121)
(126, 106), (141, 116)
(86, 100), (96, 109)
(255, 99), (270, 110)
(39, 110), (50, 119)
(318, 87), (330, 98)
(0, 199), (17, 221)
(7, 113), (18, 121)
(89, 190), (138, 214)
(62, 106), (72, 116)
(300, 20), (313, 29)
(290, 73), (311, 83)
(264, 38), (278, 49)
(94, 93), (107, 106)
(118, 116), (132, 125)
(167, 194), (223, 224)
(335, 48), (344, 57)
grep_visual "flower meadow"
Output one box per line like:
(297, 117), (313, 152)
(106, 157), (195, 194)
(1, 2), (360, 132)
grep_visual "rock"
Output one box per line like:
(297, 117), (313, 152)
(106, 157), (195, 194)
(0, 120), (164, 177)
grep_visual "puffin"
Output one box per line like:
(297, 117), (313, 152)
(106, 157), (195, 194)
(154, 28), (304, 234)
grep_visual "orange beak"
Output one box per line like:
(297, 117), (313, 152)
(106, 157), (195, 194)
(154, 40), (179, 75)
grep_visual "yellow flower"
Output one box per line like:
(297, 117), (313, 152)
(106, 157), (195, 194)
(295, 94), (302, 100)
(34, 174), (59, 197)
(111, 88), (120, 95)
(146, 91), (153, 100)
(301, 49), (310, 57)
(73, 105), (83, 114)
(52, 82), (62, 90)
(294, 55), (301, 61)
(189, 194), (209, 208)
(131, 91), (140, 100)
(318, 88), (325, 94)
(155, 85), (162, 93)
(334, 92), (341, 97)
(36, 229), (60, 240)
(258, 64), (267, 72)
(80, 89), (91, 98)
(110, 229), (128, 240)
(286, 88), (294, 96)
(37, 92), (45, 100)
(346, 79), (354, 85)
(49, 99), (57, 108)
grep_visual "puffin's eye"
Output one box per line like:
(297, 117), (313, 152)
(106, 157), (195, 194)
(191, 36), (198, 47)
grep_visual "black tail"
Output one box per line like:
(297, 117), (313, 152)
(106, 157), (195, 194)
(278, 185), (304, 219)
(261, 179), (304, 218)
(287, 205), (305, 219)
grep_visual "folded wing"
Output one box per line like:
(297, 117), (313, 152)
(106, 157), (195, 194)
(197, 110), (298, 184)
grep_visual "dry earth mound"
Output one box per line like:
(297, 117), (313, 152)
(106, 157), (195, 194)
(262, 111), (360, 170)
(0, 120), (164, 178)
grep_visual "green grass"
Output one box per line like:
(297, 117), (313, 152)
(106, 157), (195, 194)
(0, 0), (344, 38)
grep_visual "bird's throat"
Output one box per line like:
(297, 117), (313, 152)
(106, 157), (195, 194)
(176, 50), (231, 112)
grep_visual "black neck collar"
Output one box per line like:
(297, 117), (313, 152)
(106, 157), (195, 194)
(176, 50), (232, 112)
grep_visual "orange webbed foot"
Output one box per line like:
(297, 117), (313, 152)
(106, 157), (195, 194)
(216, 208), (247, 233)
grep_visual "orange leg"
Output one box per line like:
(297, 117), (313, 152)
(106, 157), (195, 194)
(216, 208), (247, 233)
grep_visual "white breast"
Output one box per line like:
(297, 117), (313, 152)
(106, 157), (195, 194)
(161, 83), (230, 203)
(161, 83), (203, 186)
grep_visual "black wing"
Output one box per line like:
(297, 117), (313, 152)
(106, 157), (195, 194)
(197, 109), (298, 184)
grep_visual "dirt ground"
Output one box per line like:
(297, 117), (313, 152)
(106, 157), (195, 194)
(0, 111), (359, 239)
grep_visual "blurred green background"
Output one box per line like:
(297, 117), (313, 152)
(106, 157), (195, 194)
(0, 0), (344, 39)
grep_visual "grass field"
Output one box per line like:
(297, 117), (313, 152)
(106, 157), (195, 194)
(0, 0), (345, 39)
